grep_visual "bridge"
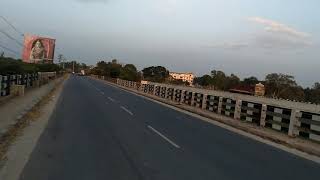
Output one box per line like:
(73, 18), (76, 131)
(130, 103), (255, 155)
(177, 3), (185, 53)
(13, 75), (319, 180)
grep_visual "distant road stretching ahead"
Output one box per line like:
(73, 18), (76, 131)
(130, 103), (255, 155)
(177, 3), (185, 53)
(19, 76), (320, 180)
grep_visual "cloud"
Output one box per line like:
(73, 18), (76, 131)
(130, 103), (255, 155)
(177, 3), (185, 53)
(248, 17), (310, 38)
(207, 17), (312, 51)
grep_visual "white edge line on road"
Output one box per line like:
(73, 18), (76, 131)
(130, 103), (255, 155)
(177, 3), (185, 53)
(148, 125), (180, 149)
(120, 106), (134, 116)
(108, 97), (115, 102)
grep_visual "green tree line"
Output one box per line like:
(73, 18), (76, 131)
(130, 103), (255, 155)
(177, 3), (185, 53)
(0, 56), (62, 74)
(194, 71), (320, 104)
(90, 59), (141, 81)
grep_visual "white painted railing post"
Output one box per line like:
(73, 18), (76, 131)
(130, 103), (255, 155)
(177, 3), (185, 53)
(202, 94), (207, 110)
(218, 97), (223, 114)
(260, 104), (267, 127)
(180, 90), (185, 103)
(288, 109), (301, 137)
(190, 92), (195, 106)
(172, 88), (176, 101)
(234, 99), (242, 120)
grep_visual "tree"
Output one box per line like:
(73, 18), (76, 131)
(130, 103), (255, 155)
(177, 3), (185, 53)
(142, 66), (169, 83)
(225, 74), (240, 90)
(112, 59), (118, 64)
(120, 64), (140, 81)
(0, 51), (4, 58)
(0, 57), (62, 74)
(265, 73), (304, 100)
(210, 70), (241, 90)
(305, 82), (320, 104)
(193, 74), (213, 87)
(314, 82), (320, 90)
(109, 62), (122, 78)
(211, 70), (227, 90)
(242, 76), (259, 86)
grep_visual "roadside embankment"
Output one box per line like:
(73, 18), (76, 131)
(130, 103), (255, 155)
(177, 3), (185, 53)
(0, 74), (68, 180)
(0, 74), (68, 162)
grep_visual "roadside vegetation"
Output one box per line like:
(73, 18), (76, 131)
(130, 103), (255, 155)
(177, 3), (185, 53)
(90, 59), (320, 104)
(0, 56), (62, 74)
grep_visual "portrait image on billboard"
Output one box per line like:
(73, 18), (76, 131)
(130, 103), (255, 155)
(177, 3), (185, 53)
(22, 35), (56, 64)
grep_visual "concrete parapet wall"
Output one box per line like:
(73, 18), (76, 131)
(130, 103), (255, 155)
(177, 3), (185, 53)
(0, 73), (39, 97)
(10, 85), (25, 96)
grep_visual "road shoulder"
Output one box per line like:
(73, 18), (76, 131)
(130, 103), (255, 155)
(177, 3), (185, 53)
(0, 76), (68, 180)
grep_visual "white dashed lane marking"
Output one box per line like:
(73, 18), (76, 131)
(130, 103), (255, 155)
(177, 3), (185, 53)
(120, 106), (134, 116)
(108, 97), (115, 102)
(147, 125), (180, 149)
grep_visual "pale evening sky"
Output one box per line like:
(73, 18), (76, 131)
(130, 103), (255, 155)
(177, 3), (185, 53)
(0, 0), (319, 86)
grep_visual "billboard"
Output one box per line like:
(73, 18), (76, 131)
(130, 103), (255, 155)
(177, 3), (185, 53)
(22, 35), (56, 64)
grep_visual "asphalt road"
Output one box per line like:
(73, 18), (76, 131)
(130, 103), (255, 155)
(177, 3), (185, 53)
(19, 76), (320, 180)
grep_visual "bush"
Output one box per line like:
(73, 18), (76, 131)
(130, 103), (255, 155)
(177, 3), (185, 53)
(0, 57), (61, 74)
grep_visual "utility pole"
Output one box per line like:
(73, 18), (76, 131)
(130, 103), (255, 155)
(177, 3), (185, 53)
(58, 54), (63, 68)
(72, 61), (75, 73)
(62, 57), (65, 69)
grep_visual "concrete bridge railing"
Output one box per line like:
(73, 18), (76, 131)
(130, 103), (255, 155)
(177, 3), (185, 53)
(0, 72), (57, 97)
(95, 75), (320, 143)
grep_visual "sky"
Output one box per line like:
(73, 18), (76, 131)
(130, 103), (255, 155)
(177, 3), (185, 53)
(0, 0), (319, 87)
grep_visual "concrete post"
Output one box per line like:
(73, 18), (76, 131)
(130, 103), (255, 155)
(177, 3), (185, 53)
(217, 97), (223, 114)
(260, 104), (267, 127)
(190, 92), (195, 106)
(172, 88), (176, 101)
(10, 84), (25, 96)
(167, 87), (171, 99)
(180, 90), (185, 104)
(234, 99), (242, 120)
(153, 85), (157, 95)
(288, 109), (301, 137)
(202, 94), (207, 110)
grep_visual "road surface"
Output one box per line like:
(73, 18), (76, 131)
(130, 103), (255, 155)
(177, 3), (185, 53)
(19, 76), (320, 180)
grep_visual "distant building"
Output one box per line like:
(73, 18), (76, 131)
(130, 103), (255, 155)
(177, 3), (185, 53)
(140, 80), (149, 85)
(169, 72), (194, 85)
(254, 83), (265, 96)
